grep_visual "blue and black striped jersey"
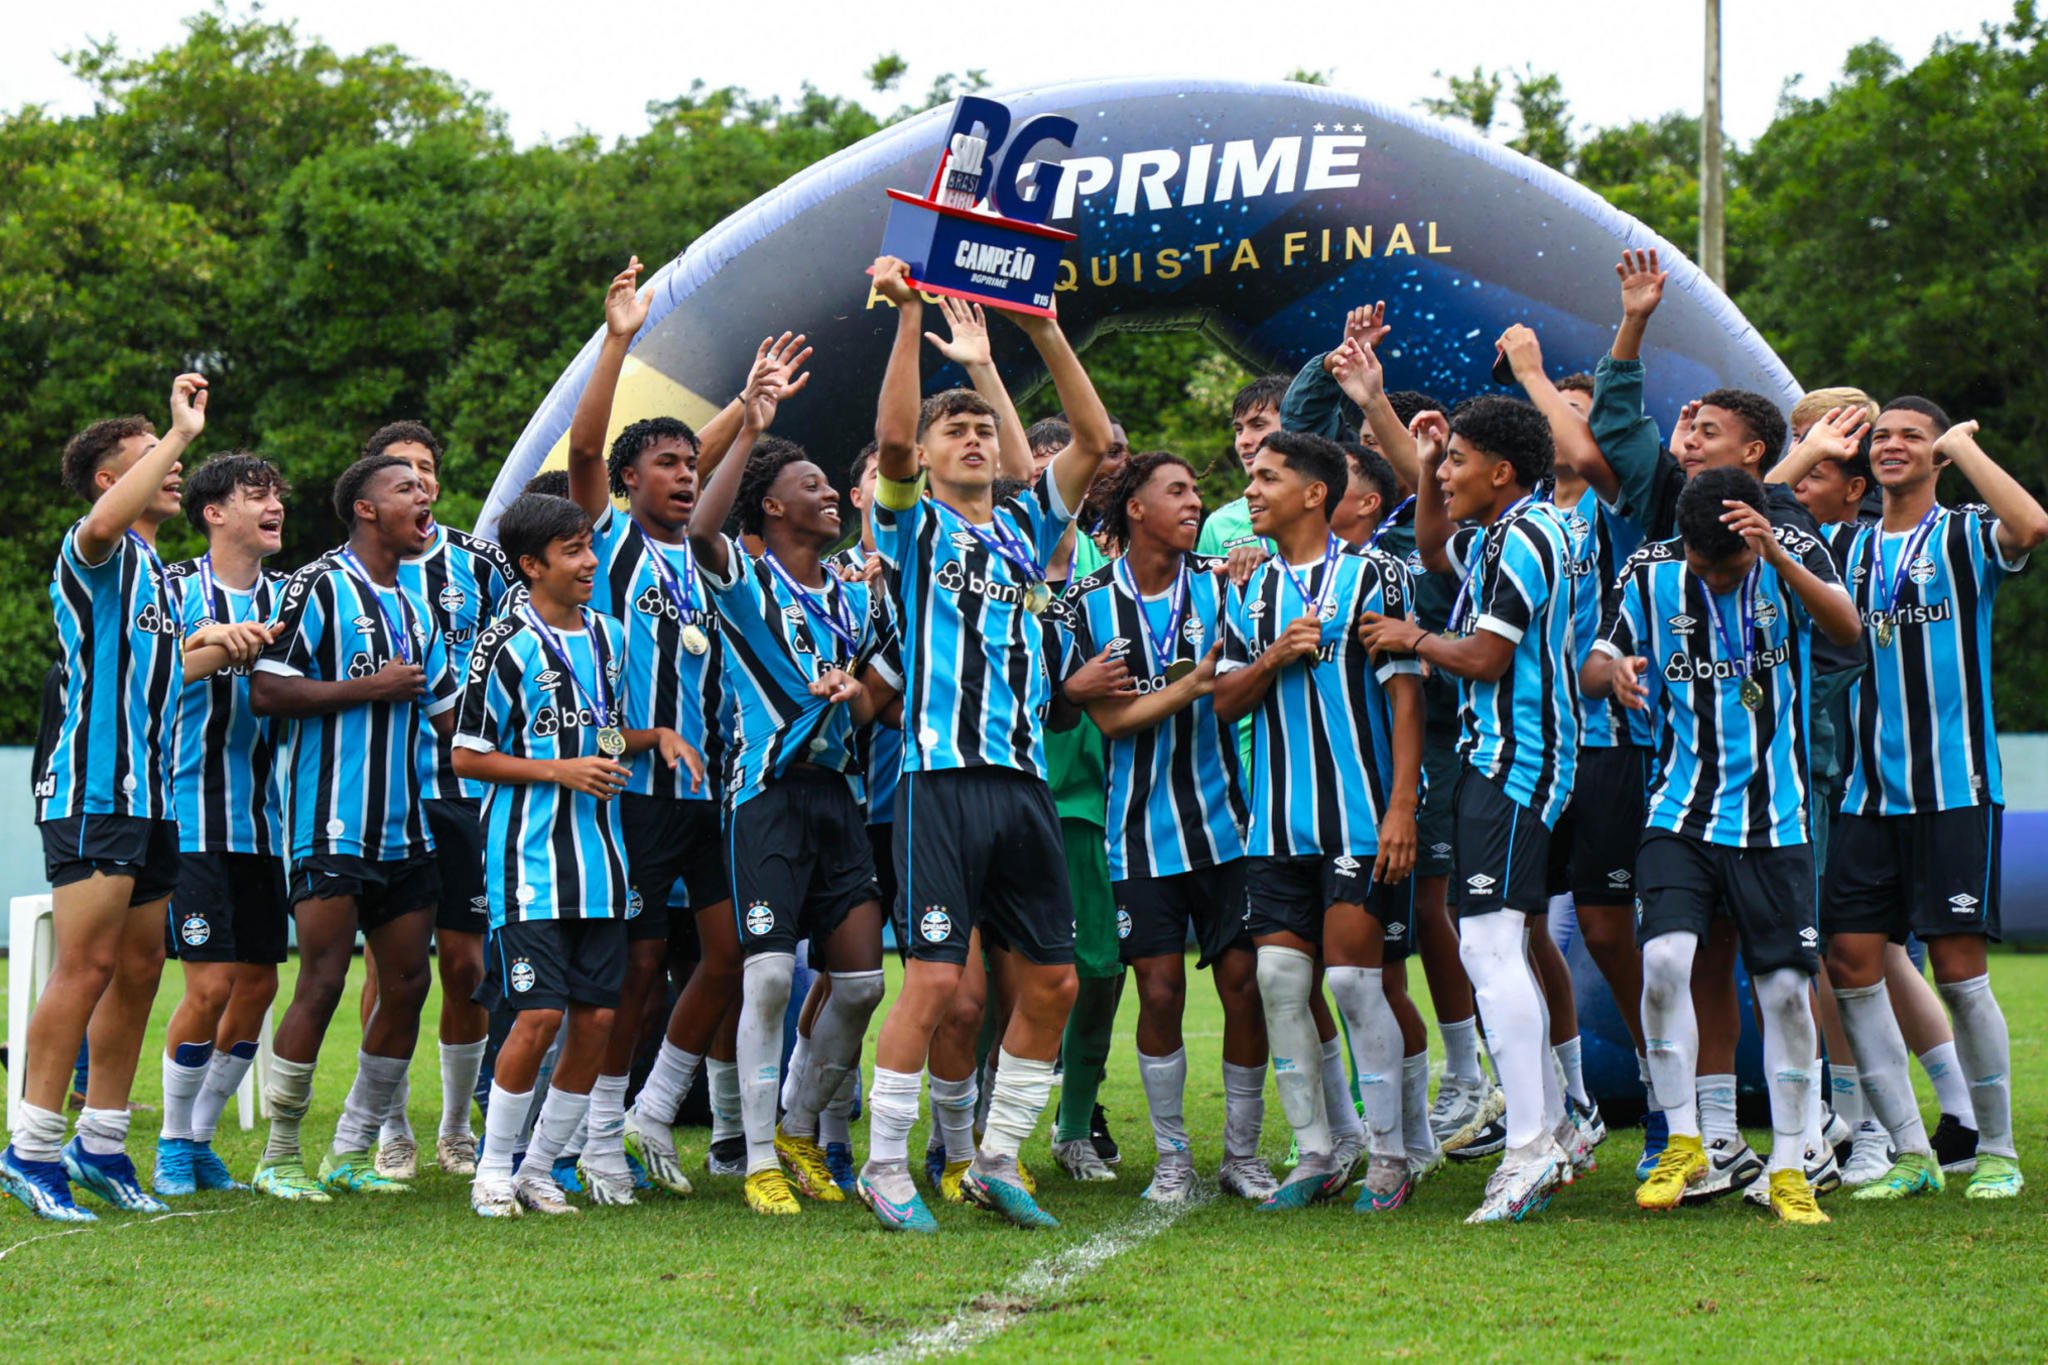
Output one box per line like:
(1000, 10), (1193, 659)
(1598, 527), (1844, 847)
(401, 524), (515, 801)
(454, 611), (633, 927)
(1218, 544), (1421, 858)
(1445, 502), (1582, 826)
(37, 525), (182, 823)
(166, 559), (282, 854)
(827, 545), (904, 825)
(257, 555), (458, 864)
(1823, 505), (2025, 815)
(1069, 553), (1247, 880)
(1550, 486), (1653, 750)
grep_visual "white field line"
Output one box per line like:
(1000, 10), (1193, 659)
(0, 1205), (241, 1263)
(844, 1192), (1205, 1364)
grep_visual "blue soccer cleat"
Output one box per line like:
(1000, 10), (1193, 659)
(0, 1145), (96, 1223)
(1635, 1110), (1670, 1183)
(152, 1137), (197, 1198)
(858, 1164), (939, 1233)
(961, 1163), (1059, 1229)
(552, 1155), (585, 1195)
(824, 1142), (858, 1197)
(188, 1141), (247, 1192)
(63, 1137), (169, 1213)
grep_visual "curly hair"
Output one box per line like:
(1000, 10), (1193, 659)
(1449, 395), (1554, 490)
(184, 452), (289, 534)
(62, 416), (155, 503)
(736, 437), (812, 537)
(362, 420), (442, 467)
(1677, 466), (1766, 561)
(1100, 450), (1197, 550)
(1696, 389), (1788, 469)
(607, 417), (699, 499)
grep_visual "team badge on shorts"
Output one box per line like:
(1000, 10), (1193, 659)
(180, 916), (210, 947)
(626, 890), (643, 920)
(510, 958), (536, 993)
(745, 902), (775, 936)
(919, 908), (953, 943)
(1115, 909), (1132, 939)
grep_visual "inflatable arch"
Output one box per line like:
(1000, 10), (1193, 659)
(484, 77), (1803, 1109)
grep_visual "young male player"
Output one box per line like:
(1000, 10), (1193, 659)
(2, 376), (263, 1222)
(1816, 404), (2046, 1201)
(1195, 377), (1291, 558)
(249, 455), (458, 1199)
(1066, 451), (1277, 1203)
(1214, 431), (1424, 1212)
(689, 342), (899, 1215)
(1360, 396), (1581, 1223)
(1583, 468), (1862, 1224)
(454, 493), (699, 1216)
(366, 421), (516, 1179)
(857, 255), (1113, 1232)
(155, 453), (291, 1196)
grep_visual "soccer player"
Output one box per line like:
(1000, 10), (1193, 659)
(365, 421), (516, 1179)
(454, 493), (699, 1216)
(857, 254), (1113, 1232)
(1815, 404), (2046, 1201)
(1360, 396), (1581, 1223)
(1583, 468), (1862, 1223)
(688, 340), (899, 1215)
(155, 453), (291, 1197)
(2, 376), (263, 1222)
(561, 259), (741, 1203)
(1195, 377), (1290, 558)
(1066, 451), (1277, 1203)
(248, 454), (458, 1199)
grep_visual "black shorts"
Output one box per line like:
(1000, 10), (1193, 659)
(1245, 853), (1409, 957)
(289, 852), (440, 933)
(620, 795), (729, 943)
(1822, 806), (2002, 943)
(167, 852), (288, 964)
(1548, 744), (1651, 905)
(871, 823), (904, 955)
(1636, 831), (1820, 977)
(424, 798), (487, 935)
(41, 815), (179, 906)
(1114, 861), (1251, 968)
(729, 767), (879, 958)
(894, 767), (1073, 967)
(1416, 741), (1459, 879)
(485, 918), (628, 1011)
(1452, 769), (1551, 919)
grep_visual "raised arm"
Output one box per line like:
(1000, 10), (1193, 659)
(696, 332), (809, 488)
(1328, 335), (1420, 494)
(691, 338), (808, 580)
(1012, 311), (1111, 511)
(1410, 412), (1453, 574)
(1610, 247), (1666, 364)
(568, 258), (649, 521)
(1937, 421), (2048, 560)
(78, 373), (207, 565)
(1768, 407), (1870, 488)
(870, 256), (925, 486)
(923, 297), (1032, 481)
(1497, 325), (1619, 502)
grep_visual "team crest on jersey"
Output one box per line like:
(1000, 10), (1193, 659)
(626, 890), (643, 920)
(745, 902), (775, 936)
(1667, 614), (1698, 635)
(346, 652), (376, 678)
(1909, 555), (1938, 585)
(1405, 550), (1424, 576)
(510, 958), (536, 993)
(919, 908), (953, 942)
(1754, 599), (1780, 627)
(1115, 909), (1131, 939)
(180, 915), (210, 947)
(437, 584), (467, 613)
(1182, 617), (1203, 642)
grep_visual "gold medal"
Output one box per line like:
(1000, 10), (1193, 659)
(1875, 618), (1895, 648)
(1022, 582), (1052, 616)
(597, 725), (627, 757)
(1739, 677), (1764, 712)
(1165, 659), (1195, 684)
(681, 622), (710, 656)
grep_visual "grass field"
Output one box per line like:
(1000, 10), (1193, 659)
(4, 951), (2047, 1362)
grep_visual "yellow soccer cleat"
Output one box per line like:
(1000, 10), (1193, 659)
(939, 1158), (972, 1203)
(1767, 1168), (1831, 1225)
(1016, 1155), (1038, 1196)
(744, 1168), (802, 1215)
(1635, 1133), (1707, 1210)
(775, 1126), (847, 1203)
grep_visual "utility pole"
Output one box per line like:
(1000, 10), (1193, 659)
(1700, 0), (1726, 285)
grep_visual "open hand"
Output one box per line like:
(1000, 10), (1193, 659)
(923, 295), (992, 368)
(556, 755), (631, 799)
(1612, 655), (1651, 711)
(605, 257), (650, 339)
(1616, 248), (1667, 321)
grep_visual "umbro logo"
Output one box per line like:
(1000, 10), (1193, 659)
(1466, 873), (1497, 893)
(536, 670), (561, 686)
(1949, 893), (1980, 914)
(1245, 599), (1268, 621)
(1799, 926), (1819, 947)
(1668, 615), (1698, 635)
(1385, 922), (1406, 940)
(1106, 636), (1132, 656)
(782, 604), (808, 622)
(1430, 842), (1452, 858)
(1607, 869), (1633, 888)
(1333, 855), (1361, 875)
(353, 615), (379, 632)
(950, 531), (979, 550)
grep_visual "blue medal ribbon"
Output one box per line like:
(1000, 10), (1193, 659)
(198, 553), (253, 626)
(1866, 505), (1943, 629)
(1116, 556), (1190, 677)
(634, 521), (700, 624)
(521, 605), (615, 728)
(336, 547), (418, 665)
(941, 502), (1044, 591)
(1368, 496), (1415, 550)
(1446, 494), (1535, 633)
(1698, 561), (1760, 684)
(762, 551), (860, 656)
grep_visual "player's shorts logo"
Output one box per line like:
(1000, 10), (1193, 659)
(626, 890), (643, 920)
(1949, 892), (1980, 915)
(1115, 908), (1131, 939)
(1607, 868), (1632, 889)
(180, 915), (210, 947)
(1385, 920), (1406, 941)
(1466, 872), (1497, 894)
(1430, 842), (1452, 858)
(745, 902), (775, 936)
(919, 908), (953, 943)
(1799, 926), (1819, 948)
(1332, 854), (1361, 878)
(438, 585), (468, 613)
(510, 958), (536, 993)
(470, 895), (488, 914)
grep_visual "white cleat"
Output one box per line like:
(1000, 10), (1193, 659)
(1840, 1122), (1894, 1187)
(471, 1175), (521, 1218)
(1216, 1155), (1281, 1201)
(374, 1137), (418, 1182)
(1052, 1138), (1116, 1182)
(1141, 1154), (1201, 1205)
(1465, 1140), (1567, 1224)
(436, 1133), (478, 1177)
(514, 1174), (580, 1215)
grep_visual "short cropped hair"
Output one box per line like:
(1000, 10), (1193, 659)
(1677, 466), (1766, 560)
(332, 455), (411, 527)
(62, 416), (155, 503)
(915, 389), (997, 441)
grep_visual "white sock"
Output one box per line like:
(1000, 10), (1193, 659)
(479, 1081), (529, 1181)
(262, 1057), (318, 1163)
(1916, 1040), (1979, 1128)
(708, 1059), (743, 1145)
(1640, 932), (1701, 1138)
(1829, 1063), (1867, 1128)
(789, 971), (884, 1140)
(335, 1052), (411, 1156)
(1326, 966), (1401, 1159)
(1805, 1047), (1825, 1148)
(929, 1072), (978, 1163)
(980, 1049), (1057, 1161)
(1635, 1052), (1661, 1113)
(1402, 1051), (1434, 1158)
(8, 1101), (67, 1164)
(379, 1072), (414, 1145)
(1321, 1034), (1364, 1147)
(1834, 982), (1931, 1156)
(820, 1062), (859, 1147)
(1553, 1036), (1589, 1108)
(191, 1042), (259, 1143)
(440, 1039), (486, 1140)
(1532, 947), (1565, 1133)
(866, 1066), (923, 1166)
(1938, 974), (2014, 1159)
(1697, 1075), (1739, 1147)
(1756, 968), (1817, 1172)
(781, 1034), (812, 1115)
(635, 1041), (702, 1126)
(1460, 910), (1548, 1150)
(160, 1044), (212, 1142)
(515, 1086), (590, 1182)
(1221, 1060), (1266, 1161)
(1255, 946), (1330, 1159)
(584, 1073), (628, 1175)
(1137, 1049), (1189, 1157)
(1440, 1016), (1483, 1086)
(76, 1106), (130, 1158)
(737, 953), (795, 1175)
